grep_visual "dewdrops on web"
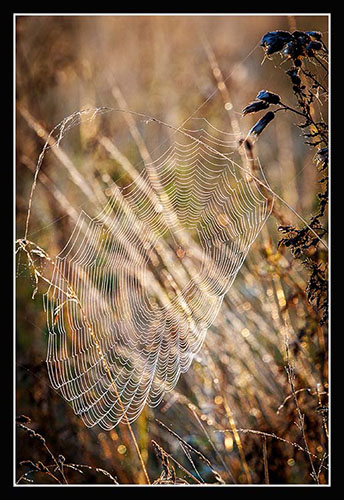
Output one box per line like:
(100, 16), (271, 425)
(214, 395), (223, 405)
(117, 445), (127, 455)
(44, 117), (272, 429)
(241, 328), (251, 338)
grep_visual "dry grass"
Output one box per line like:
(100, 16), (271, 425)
(15, 14), (329, 485)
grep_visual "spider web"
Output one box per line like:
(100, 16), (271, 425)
(43, 112), (272, 430)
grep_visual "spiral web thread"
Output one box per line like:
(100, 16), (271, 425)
(44, 116), (271, 430)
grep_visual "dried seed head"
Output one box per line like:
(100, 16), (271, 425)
(261, 29), (324, 61)
(306, 40), (323, 56)
(248, 111), (275, 137)
(284, 40), (305, 59)
(256, 90), (281, 104)
(286, 68), (301, 86)
(317, 147), (328, 164)
(292, 31), (311, 44)
(307, 40), (323, 51)
(305, 31), (322, 41)
(261, 30), (292, 55)
(242, 100), (269, 116)
(283, 31), (322, 60)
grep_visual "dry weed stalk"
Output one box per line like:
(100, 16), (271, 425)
(16, 17), (328, 485)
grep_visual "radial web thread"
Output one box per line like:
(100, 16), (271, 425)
(44, 117), (272, 430)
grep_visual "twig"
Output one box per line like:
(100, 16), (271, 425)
(222, 396), (252, 484)
(152, 440), (202, 484)
(156, 419), (224, 484)
(217, 428), (327, 468)
(285, 337), (319, 483)
(262, 436), (269, 484)
(189, 405), (235, 484)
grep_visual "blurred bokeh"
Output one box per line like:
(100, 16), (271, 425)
(16, 14), (328, 485)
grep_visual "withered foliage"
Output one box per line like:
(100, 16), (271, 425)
(152, 441), (189, 485)
(16, 416), (119, 484)
(243, 29), (329, 326)
(16, 17), (329, 485)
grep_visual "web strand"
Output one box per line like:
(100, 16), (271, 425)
(43, 117), (271, 429)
